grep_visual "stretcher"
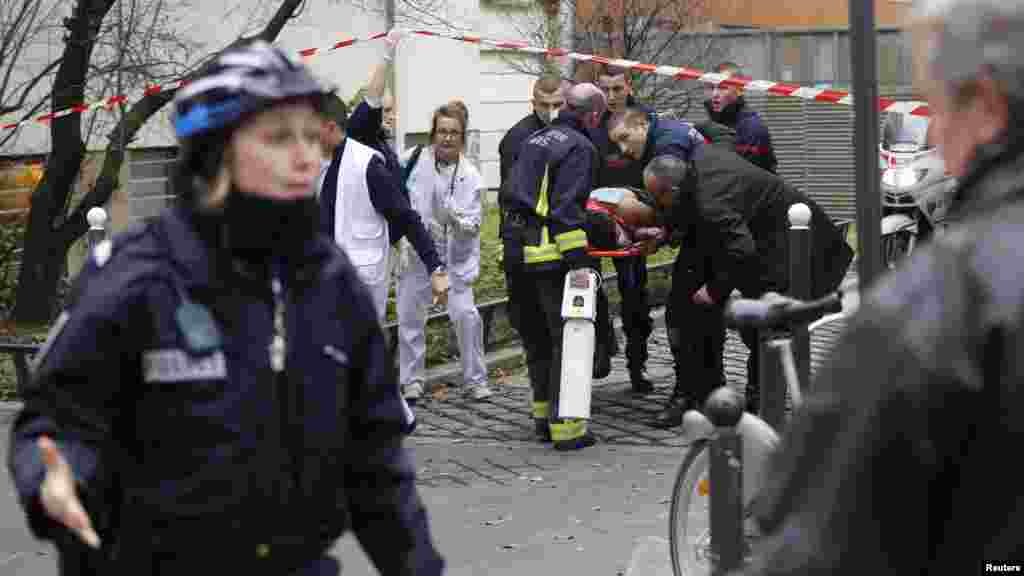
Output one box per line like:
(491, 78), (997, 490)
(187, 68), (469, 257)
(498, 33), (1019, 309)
(585, 187), (666, 258)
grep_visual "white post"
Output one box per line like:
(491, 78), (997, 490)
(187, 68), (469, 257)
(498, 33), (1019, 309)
(86, 207), (108, 251)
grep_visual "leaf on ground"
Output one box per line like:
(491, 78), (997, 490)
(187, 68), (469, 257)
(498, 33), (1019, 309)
(429, 383), (449, 401)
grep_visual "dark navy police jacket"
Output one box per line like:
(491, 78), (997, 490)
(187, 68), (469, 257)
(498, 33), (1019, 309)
(7, 206), (444, 575)
(503, 111), (599, 272)
(704, 95), (777, 174)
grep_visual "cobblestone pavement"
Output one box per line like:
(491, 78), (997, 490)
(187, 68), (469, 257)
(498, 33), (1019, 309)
(410, 315), (848, 449)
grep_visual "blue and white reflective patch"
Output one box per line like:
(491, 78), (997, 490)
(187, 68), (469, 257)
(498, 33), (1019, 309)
(142, 349), (227, 383)
(322, 345), (349, 366)
(29, 311), (70, 373)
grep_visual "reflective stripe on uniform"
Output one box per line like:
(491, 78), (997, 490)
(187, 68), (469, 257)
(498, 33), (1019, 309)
(549, 418), (587, 441)
(523, 165), (562, 265)
(532, 401), (551, 419)
(524, 226), (560, 264)
(554, 229), (587, 253)
(535, 166), (550, 217)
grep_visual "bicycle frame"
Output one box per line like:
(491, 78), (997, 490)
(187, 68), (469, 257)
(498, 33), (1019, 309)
(671, 288), (857, 576)
(765, 338), (803, 411)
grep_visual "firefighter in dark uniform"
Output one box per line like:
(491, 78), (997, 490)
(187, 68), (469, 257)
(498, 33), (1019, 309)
(500, 77), (617, 379)
(502, 83), (608, 451)
(6, 41), (444, 576)
(498, 75), (565, 195)
(592, 66), (656, 392)
(703, 61), (778, 174)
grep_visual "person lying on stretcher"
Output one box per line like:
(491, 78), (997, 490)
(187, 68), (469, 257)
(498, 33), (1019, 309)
(585, 187), (667, 256)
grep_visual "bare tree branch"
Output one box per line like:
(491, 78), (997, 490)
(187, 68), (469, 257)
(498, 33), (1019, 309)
(57, 0), (307, 242)
(10, 0), (309, 323)
(0, 95), (46, 149)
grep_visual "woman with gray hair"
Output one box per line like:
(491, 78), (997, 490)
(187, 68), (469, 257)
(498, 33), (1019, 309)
(739, 1), (1024, 574)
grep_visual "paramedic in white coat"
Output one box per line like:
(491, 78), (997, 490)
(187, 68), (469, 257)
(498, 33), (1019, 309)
(397, 102), (492, 402)
(317, 93), (448, 323)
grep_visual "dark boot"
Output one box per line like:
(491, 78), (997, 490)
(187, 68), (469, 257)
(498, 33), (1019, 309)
(593, 343), (612, 380)
(650, 395), (694, 429)
(627, 338), (653, 394)
(629, 369), (653, 395)
(534, 418), (552, 443)
(593, 323), (617, 380)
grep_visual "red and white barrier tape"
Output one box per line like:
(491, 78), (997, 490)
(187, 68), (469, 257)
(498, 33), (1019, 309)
(406, 29), (930, 117)
(3, 28), (928, 133)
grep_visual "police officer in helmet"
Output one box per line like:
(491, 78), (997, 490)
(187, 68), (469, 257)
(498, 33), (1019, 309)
(6, 40), (444, 575)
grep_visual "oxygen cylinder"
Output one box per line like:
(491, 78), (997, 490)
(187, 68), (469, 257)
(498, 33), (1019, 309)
(558, 269), (600, 419)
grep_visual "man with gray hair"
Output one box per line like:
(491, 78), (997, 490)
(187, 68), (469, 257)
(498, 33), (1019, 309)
(502, 82), (609, 451)
(641, 148), (850, 429)
(739, 1), (1024, 573)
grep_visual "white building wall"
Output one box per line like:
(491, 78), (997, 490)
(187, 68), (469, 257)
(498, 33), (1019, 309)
(475, 52), (535, 188)
(395, 0), (543, 190)
(6, 0), (552, 192)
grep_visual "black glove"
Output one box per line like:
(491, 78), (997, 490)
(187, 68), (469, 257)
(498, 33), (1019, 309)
(562, 248), (599, 275)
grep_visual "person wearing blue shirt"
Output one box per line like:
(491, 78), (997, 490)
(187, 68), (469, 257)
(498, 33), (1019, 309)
(592, 66), (658, 393)
(607, 106), (708, 427)
(703, 61), (778, 174)
(317, 30), (447, 322)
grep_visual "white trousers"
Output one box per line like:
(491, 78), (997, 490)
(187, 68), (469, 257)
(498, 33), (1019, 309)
(362, 275), (389, 325)
(397, 257), (487, 388)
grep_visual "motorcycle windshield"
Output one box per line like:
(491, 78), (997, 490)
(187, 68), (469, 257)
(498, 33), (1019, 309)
(882, 113), (931, 152)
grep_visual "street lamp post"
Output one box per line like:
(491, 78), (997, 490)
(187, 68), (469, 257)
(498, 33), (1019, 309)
(849, 0), (884, 288)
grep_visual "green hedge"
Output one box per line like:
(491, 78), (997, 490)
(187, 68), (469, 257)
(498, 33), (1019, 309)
(0, 204), (682, 396)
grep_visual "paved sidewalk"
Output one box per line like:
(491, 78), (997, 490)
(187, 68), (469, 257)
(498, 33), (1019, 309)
(0, 408), (682, 576)
(0, 295), (851, 575)
(412, 307), (848, 449)
(335, 441), (684, 576)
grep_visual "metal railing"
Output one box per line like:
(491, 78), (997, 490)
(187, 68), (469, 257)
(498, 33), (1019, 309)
(380, 259), (676, 352)
(1, 220), (675, 396)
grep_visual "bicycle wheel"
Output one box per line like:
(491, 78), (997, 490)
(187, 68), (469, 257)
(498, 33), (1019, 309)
(670, 440), (712, 576)
(669, 439), (765, 576)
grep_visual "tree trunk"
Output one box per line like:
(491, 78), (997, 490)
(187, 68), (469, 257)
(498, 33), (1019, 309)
(10, 0), (304, 326)
(11, 0), (111, 325)
(11, 189), (69, 324)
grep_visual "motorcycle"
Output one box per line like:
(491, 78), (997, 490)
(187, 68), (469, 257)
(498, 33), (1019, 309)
(878, 111), (957, 269)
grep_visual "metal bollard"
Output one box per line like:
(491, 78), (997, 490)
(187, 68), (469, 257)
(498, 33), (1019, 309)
(758, 335), (787, 433)
(86, 206), (108, 252)
(787, 203), (812, 396)
(704, 388), (745, 574)
(709, 429), (744, 574)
